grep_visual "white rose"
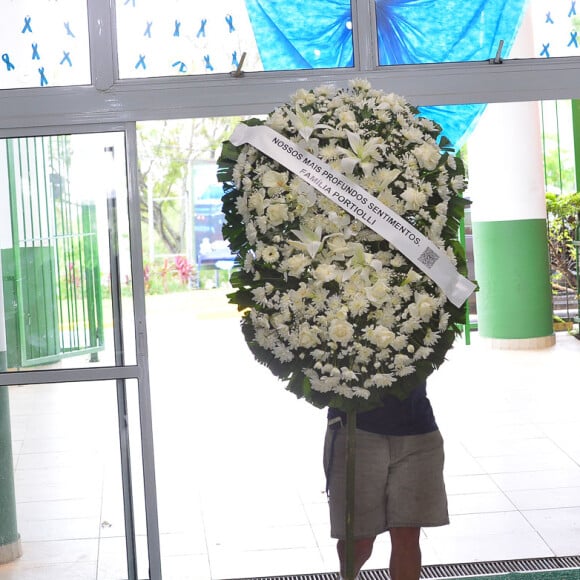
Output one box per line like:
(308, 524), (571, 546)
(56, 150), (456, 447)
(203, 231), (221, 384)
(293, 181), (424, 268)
(248, 191), (266, 214)
(285, 254), (311, 277)
(368, 325), (395, 349)
(298, 324), (320, 349)
(328, 319), (354, 344)
(366, 280), (389, 303)
(266, 204), (289, 226)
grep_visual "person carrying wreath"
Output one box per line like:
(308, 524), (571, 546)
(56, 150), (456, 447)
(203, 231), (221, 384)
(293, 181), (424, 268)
(324, 378), (448, 580)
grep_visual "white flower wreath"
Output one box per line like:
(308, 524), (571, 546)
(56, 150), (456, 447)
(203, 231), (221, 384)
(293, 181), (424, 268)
(218, 79), (472, 411)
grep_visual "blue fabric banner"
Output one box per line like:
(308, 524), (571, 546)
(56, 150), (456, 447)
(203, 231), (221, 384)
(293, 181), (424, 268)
(244, 0), (530, 149)
(244, 0), (354, 70)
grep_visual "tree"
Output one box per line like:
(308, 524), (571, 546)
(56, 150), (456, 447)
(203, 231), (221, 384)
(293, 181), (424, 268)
(546, 191), (580, 292)
(137, 117), (242, 258)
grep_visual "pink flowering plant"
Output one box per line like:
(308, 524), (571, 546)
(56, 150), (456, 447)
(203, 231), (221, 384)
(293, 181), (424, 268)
(218, 80), (472, 411)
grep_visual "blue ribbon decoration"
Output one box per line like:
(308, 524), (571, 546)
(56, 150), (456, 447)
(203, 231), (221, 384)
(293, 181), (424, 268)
(568, 31), (578, 48)
(60, 51), (72, 66)
(144, 21), (152, 37)
(32, 43), (40, 60)
(545, 11), (554, 23)
(569, 1), (577, 17)
(232, 51), (239, 67)
(64, 22), (76, 38)
(22, 16), (32, 33)
(540, 43), (550, 57)
(38, 67), (48, 86)
(225, 14), (235, 33)
(203, 54), (214, 71)
(244, 0), (527, 150)
(197, 19), (207, 38)
(174, 20), (181, 37)
(172, 60), (187, 73)
(2, 53), (15, 71)
(135, 54), (146, 69)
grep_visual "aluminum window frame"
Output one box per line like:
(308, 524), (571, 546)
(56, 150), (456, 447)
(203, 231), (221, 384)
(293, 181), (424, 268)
(0, 0), (579, 132)
(0, 121), (161, 580)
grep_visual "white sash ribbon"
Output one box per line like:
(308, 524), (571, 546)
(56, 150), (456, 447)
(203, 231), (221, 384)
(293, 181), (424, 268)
(230, 124), (476, 308)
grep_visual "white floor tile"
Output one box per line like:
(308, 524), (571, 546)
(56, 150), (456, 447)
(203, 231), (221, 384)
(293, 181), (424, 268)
(506, 487), (580, 511)
(447, 491), (516, 515)
(3, 326), (580, 579)
(491, 468), (580, 491)
(523, 507), (580, 556)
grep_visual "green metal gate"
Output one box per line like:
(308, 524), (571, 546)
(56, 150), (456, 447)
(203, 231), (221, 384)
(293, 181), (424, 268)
(2, 135), (104, 368)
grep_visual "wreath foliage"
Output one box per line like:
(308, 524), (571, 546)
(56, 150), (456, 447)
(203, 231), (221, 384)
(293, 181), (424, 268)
(218, 80), (472, 411)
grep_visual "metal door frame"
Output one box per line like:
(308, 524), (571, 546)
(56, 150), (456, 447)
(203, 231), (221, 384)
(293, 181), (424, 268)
(0, 122), (162, 580)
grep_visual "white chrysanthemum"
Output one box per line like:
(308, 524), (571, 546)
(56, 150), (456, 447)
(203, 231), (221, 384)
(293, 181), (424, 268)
(414, 346), (433, 360)
(408, 292), (438, 321)
(402, 127), (425, 144)
(313, 263), (337, 283)
(450, 175), (465, 192)
(261, 245), (280, 264)
(401, 187), (428, 211)
(252, 287), (269, 307)
(414, 143), (441, 171)
(424, 328), (440, 346)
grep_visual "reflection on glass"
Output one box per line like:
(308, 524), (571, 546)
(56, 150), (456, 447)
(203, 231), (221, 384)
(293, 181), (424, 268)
(0, 0), (90, 90)
(7, 380), (147, 579)
(140, 105), (579, 577)
(137, 118), (246, 291)
(0, 132), (136, 371)
(115, 0), (353, 79)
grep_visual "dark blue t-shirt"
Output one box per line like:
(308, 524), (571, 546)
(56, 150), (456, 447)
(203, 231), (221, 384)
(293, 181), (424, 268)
(327, 381), (438, 436)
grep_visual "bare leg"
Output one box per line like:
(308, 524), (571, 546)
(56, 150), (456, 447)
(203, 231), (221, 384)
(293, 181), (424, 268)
(389, 527), (421, 580)
(336, 537), (375, 578)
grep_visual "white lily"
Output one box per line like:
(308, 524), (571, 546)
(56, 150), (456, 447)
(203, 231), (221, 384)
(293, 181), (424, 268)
(288, 225), (339, 259)
(336, 131), (384, 176)
(287, 105), (327, 141)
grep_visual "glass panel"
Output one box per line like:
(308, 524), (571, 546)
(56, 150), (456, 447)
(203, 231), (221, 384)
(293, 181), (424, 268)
(0, 131), (136, 371)
(0, 0), (90, 89)
(376, 0), (580, 65)
(3, 380), (147, 579)
(141, 104), (579, 577)
(115, 0), (353, 79)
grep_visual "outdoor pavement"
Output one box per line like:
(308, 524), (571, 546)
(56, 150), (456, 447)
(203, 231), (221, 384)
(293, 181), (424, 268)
(1, 289), (579, 579)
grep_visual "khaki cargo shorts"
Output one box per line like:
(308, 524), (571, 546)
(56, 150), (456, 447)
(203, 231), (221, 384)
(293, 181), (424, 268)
(323, 426), (449, 539)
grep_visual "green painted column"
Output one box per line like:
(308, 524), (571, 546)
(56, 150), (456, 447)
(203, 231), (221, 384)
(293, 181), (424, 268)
(473, 219), (553, 340)
(572, 100), (580, 319)
(468, 101), (555, 349)
(0, 254), (22, 563)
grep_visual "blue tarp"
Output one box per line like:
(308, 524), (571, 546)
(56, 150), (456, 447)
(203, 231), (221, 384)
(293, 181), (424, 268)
(244, 0), (529, 149)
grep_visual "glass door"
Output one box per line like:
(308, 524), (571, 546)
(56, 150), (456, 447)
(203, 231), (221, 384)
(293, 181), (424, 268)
(0, 126), (161, 579)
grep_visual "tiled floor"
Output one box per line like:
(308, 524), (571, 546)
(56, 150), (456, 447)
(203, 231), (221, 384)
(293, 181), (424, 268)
(1, 290), (580, 579)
